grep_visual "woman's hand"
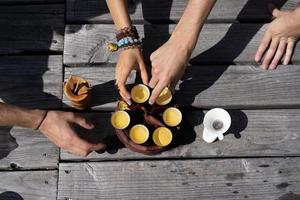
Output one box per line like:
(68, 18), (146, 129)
(39, 111), (106, 157)
(255, 6), (300, 70)
(115, 48), (149, 104)
(148, 36), (192, 104)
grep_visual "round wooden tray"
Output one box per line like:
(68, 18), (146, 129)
(113, 102), (180, 155)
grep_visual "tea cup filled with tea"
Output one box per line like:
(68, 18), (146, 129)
(163, 107), (182, 127)
(129, 124), (149, 144)
(155, 87), (172, 106)
(152, 127), (173, 147)
(111, 111), (130, 130)
(131, 84), (150, 104)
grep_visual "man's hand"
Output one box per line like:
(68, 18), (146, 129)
(39, 111), (106, 157)
(148, 37), (191, 104)
(255, 6), (300, 70)
(115, 48), (149, 104)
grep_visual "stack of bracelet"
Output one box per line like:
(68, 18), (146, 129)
(107, 26), (142, 52)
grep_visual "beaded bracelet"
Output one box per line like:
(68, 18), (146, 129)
(107, 26), (142, 52)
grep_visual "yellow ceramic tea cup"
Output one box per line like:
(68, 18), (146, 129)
(129, 124), (149, 144)
(152, 127), (173, 147)
(163, 107), (182, 127)
(131, 84), (151, 103)
(111, 111), (130, 129)
(155, 87), (172, 105)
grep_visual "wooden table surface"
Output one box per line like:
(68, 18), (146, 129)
(1, 0), (300, 199)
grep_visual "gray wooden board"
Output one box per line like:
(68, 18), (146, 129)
(63, 65), (300, 110)
(61, 109), (300, 160)
(58, 158), (300, 200)
(0, 126), (59, 170)
(0, 55), (63, 109)
(0, 4), (64, 54)
(66, 0), (299, 23)
(0, 170), (57, 200)
(63, 24), (300, 66)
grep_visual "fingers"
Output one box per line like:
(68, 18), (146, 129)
(73, 115), (94, 130)
(261, 38), (280, 69)
(116, 65), (131, 105)
(284, 39), (295, 65)
(138, 59), (149, 85)
(67, 134), (106, 157)
(148, 76), (159, 89)
(269, 39), (287, 69)
(149, 81), (167, 105)
(255, 32), (272, 62)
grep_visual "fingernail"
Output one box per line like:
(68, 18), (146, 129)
(148, 100), (153, 105)
(126, 100), (132, 105)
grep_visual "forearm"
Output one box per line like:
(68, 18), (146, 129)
(0, 103), (46, 129)
(172, 0), (216, 51)
(106, 0), (132, 29)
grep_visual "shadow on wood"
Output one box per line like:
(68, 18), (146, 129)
(225, 110), (248, 139)
(0, 191), (24, 200)
(176, 0), (288, 106)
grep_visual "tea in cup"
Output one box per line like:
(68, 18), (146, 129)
(111, 111), (130, 130)
(131, 84), (150, 104)
(155, 87), (172, 106)
(163, 107), (182, 127)
(129, 124), (149, 144)
(152, 127), (173, 147)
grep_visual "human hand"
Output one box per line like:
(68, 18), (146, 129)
(115, 48), (149, 104)
(148, 37), (191, 104)
(39, 111), (106, 157)
(255, 6), (300, 70)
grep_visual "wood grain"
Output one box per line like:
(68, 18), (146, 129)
(66, 0), (299, 23)
(0, 126), (59, 170)
(58, 158), (300, 200)
(0, 55), (63, 109)
(0, 170), (57, 200)
(63, 65), (300, 110)
(63, 24), (300, 66)
(0, 4), (64, 54)
(60, 109), (300, 160)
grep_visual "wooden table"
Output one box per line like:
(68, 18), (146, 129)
(1, 0), (300, 199)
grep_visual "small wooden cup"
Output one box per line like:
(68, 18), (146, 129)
(64, 75), (92, 110)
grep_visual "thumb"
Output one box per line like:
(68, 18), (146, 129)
(268, 4), (282, 18)
(73, 115), (95, 130)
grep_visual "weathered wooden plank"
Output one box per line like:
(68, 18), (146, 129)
(60, 109), (300, 160)
(0, 56), (63, 109)
(0, 126), (59, 169)
(66, 0), (299, 23)
(63, 65), (300, 110)
(0, 56), (61, 169)
(0, 170), (57, 200)
(58, 158), (300, 200)
(0, 4), (64, 54)
(63, 24), (300, 65)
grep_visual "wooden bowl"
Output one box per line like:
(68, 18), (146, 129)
(113, 100), (180, 155)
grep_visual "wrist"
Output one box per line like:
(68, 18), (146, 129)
(170, 30), (197, 55)
(27, 109), (48, 130)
